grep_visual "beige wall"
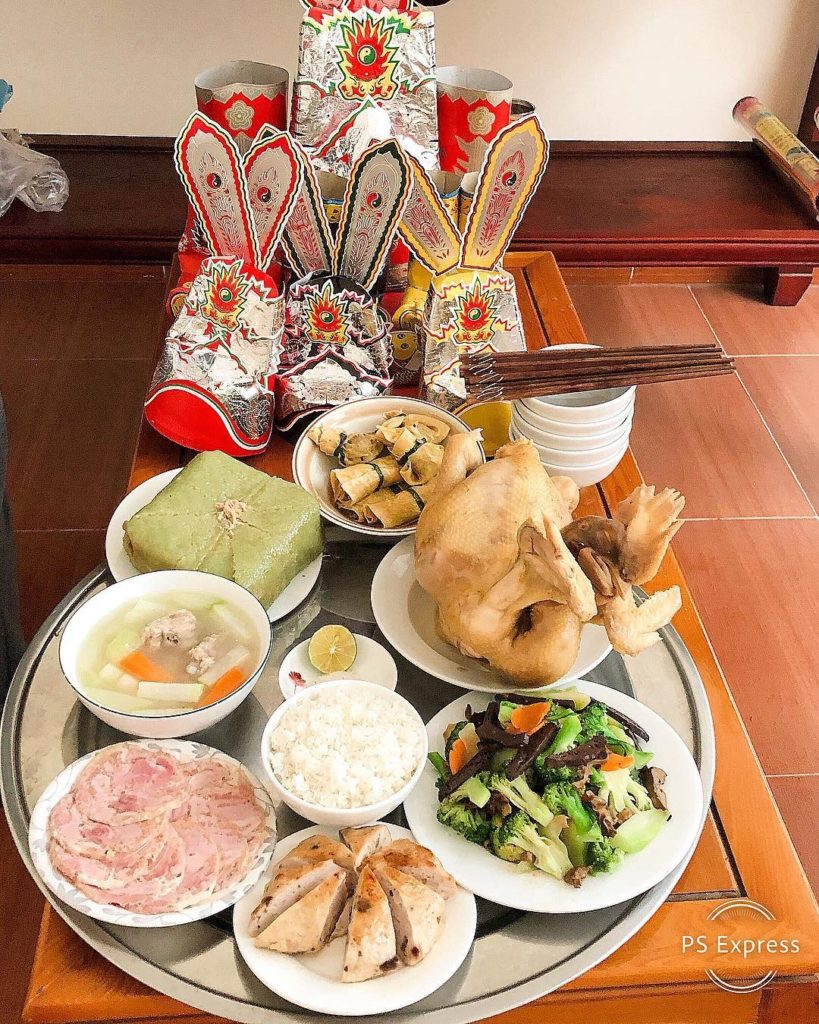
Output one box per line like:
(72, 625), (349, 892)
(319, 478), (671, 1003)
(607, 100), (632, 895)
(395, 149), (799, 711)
(2, 0), (818, 139)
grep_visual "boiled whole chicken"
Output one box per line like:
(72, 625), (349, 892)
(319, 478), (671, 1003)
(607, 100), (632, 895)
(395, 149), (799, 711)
(414, 434), (684, 687)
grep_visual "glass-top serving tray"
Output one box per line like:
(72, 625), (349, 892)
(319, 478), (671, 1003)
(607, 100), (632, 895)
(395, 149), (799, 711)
(1, 531), (715, 1024)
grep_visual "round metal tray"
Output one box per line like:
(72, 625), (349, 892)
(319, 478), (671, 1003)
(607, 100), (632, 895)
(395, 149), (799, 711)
(1, 532), (714, 1024)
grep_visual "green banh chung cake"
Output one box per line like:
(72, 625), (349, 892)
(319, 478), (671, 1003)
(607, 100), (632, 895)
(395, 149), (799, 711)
(124, 451), (323, 608)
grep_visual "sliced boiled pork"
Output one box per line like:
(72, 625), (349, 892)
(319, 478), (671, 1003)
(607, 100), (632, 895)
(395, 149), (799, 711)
(47, 742), (269, 916)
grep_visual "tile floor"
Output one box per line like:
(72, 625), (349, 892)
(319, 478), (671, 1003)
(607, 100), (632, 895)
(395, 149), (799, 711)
(568, 280), (819, 897)
(0, 269), (817, 1019)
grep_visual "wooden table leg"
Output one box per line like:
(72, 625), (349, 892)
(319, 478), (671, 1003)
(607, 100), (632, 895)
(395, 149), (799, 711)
(763, 265), (813, 305)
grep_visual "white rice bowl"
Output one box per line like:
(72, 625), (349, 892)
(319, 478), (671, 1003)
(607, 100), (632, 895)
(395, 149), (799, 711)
(261, 680), (428, 826)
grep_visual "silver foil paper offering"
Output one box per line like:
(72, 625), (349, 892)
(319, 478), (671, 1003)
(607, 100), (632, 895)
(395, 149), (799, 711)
(292, 1), (438, 176)
(276, 273), (392, 429)
(147, 258), (285, 453)
(398, 115), (550, 410)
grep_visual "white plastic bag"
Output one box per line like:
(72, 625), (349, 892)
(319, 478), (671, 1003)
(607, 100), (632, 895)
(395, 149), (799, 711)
(0, 132), (69, 217)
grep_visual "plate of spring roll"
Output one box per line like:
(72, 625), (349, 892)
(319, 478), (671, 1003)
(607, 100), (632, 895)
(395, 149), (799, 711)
(292, 398), (483, 538)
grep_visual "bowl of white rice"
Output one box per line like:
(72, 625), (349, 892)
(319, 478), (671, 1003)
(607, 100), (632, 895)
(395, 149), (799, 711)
(261, 678), (428, 826)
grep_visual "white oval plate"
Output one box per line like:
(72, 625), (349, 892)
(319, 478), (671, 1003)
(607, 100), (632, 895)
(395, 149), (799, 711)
(234, 823), (477, 1016)
(105, 469), (322, 623)
(291, 396), (482, 539)
(29, 739), (277, 928)
(404, 682), (704, 914)
(278, 633), (398, 700)
(371, 537), (612, 693)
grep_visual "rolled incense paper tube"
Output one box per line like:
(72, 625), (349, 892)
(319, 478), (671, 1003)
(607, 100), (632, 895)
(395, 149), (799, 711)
(195, 61), (289, 154)
(733, 95), (819, 219)
(437, 66), (513, 174)
(330, 456), (401, 507)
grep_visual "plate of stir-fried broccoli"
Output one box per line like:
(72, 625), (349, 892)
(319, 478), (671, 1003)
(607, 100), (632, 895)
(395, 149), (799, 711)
(403, 682), (703, 913)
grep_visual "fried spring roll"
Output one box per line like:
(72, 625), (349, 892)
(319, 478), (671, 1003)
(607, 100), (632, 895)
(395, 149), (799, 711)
(377, 412), (450, 448)
(390, 428), (445, 487)
(307, 425), (384, 466)
(360, 483), (435, 528)
(330, 457), (401, 507)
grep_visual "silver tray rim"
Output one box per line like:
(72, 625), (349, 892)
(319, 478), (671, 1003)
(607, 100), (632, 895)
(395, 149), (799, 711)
(1, 564), (716, 1024)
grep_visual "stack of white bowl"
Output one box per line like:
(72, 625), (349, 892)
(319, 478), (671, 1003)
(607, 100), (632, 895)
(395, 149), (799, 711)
(509, 347), (635, 487)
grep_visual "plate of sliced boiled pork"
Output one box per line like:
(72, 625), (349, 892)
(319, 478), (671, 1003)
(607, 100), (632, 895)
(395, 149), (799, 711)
(234, 823), (477, 1015)
(29, 740), (277, 927)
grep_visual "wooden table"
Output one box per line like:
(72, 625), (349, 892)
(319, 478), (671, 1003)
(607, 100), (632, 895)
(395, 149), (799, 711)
(23, 253), (819, 1024)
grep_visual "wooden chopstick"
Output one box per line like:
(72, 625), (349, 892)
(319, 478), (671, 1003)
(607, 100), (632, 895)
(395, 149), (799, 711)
(459, 341), (735, 404)
(465, 364), (736, 403)
(463, 354), (731, 384)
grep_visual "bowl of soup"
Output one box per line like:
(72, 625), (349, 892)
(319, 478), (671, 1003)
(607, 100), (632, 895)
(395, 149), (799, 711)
(59, 570), (273, 738)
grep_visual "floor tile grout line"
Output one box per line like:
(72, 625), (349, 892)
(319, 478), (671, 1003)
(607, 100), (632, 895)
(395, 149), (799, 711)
(680, 516), (819, 522)
(688, 286), (819, 518)
(766, 773), (819, 779)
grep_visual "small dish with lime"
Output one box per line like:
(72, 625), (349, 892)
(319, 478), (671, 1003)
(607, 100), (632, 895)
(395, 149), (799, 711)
(278, 624), (398, 700)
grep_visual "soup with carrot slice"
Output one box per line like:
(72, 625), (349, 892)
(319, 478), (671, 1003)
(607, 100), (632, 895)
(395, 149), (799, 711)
(76, 591), (261, 715)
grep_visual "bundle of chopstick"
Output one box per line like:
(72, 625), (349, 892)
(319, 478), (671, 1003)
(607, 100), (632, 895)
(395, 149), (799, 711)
(459, 343), (735, 403)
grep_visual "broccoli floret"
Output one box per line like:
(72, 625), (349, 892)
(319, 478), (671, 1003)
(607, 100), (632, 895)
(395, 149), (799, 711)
(576, 701), (610, 744)
(490, 825), (530, 863)
(488, 773), (554, 829)
(437, 797), (491, 845)
(534, 762), (576, 786)
(597, 767), (653, 816)
(586, 837), (625, 875)
(578, 702), (654, 765)
(449, 773), (492, 808)
(491, 810), (573, 879)
(543, 782), (601, 837)
(545, 713), (582, 755)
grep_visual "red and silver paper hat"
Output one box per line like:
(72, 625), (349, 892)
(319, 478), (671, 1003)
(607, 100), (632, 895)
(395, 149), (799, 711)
(276, 136), (412, 429)
(146, 113), (302, 456)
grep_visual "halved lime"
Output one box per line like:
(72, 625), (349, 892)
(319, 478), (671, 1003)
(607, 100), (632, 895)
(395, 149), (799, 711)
(307, 625), (358, 674)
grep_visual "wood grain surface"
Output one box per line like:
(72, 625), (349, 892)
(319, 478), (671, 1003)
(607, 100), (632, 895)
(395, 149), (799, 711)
(2, 142), (818, 279)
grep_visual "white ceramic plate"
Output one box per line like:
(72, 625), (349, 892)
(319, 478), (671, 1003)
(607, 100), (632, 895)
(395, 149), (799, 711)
(233, 823), (477, 1016)
(403, 682), (704, 914)
(291, 396), (482, 539)
(371, 537), (612, 693)
(105, 469), (322, 623)
(29, 739), (277, 928)
(278, 633), (398, 700)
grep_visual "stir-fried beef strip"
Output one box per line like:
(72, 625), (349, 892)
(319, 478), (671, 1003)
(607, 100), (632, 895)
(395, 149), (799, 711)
(540, 735), (608, 768)
(505, 721), (559, 779)
(605, 705), (650, 743)
(475, 701), (527, 748)
(437, 747), (497, 801)
(494, 692), (577, 710)
(486, 792), (513, 818)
